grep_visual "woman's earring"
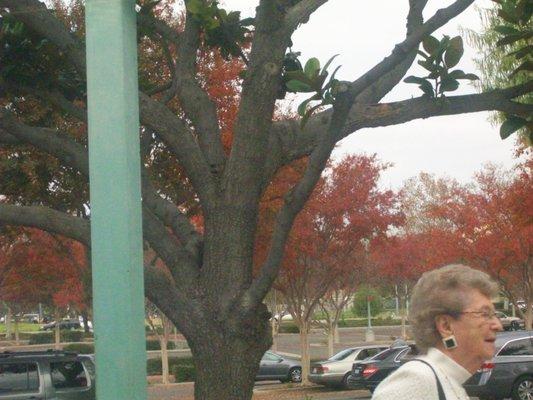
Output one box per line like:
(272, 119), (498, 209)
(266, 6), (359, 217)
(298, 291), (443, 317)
(442, 335), (458, 349)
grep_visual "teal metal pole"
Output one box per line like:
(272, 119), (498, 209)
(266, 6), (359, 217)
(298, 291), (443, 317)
(85, 1), (147, 399)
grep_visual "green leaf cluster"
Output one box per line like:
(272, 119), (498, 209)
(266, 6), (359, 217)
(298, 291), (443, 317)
(0, 14), (85, 101)
(489, 0), (532, 142)
(185, 0), (253, 59)
(404, 35), (479, 98)
(283, 53), (342, 127)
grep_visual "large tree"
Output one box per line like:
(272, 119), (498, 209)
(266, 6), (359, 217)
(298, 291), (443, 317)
(0, 1), (531, 399)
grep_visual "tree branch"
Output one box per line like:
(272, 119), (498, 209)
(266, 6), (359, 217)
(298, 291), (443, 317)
(284, 0), (329, 31)
(144, 264), (203, 339)
(142, 208), (201, 292)
(170, 9), (226, 176)
(0, 0), (86, 74)
(346, 83), (533, 132)
(347, 0), (474, 100)
(0, 111), (204, 262)
(2, 0), (218, 206)
(271, 81), (533, 166)
(137, 12), (181, 46)
(261, 0), (428, 185)
(0, 204), (90, 246)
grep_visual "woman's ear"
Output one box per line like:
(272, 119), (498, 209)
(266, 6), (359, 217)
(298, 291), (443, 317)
(435, 314), (454, 338)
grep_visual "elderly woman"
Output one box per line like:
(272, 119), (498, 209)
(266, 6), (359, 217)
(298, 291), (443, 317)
(372, 264), (503, 400)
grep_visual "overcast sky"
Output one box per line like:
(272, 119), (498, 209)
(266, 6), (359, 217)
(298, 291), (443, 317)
(221, 0), (517, 189)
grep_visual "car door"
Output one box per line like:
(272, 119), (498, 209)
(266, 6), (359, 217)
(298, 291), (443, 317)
(257, 352), (283, 379)
(0, 361), (44, 400)
(48, 360), (94, 400)
(491, 336), (533, 391)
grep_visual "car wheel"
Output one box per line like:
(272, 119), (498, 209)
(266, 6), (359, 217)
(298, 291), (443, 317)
(512, 375), (533, 400)
(288, 367), (302, 383)
(510, 321), (520, 331)
(341, 372), (352, 389)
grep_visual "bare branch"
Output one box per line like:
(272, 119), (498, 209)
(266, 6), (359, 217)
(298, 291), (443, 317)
(284, 0), (329, 31)
(0, 204), (90, 246)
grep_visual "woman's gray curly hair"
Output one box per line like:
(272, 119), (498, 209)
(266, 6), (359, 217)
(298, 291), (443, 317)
(409, 264), (499, 352)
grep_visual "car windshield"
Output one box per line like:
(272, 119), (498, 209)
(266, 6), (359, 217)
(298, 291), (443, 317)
(328, 348), (356, 361)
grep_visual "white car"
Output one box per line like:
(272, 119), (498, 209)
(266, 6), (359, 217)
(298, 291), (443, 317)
(309, 346), (388, 389)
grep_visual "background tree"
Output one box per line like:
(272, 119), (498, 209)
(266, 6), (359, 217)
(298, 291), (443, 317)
(466, 0), (532, 144)
(0, 228), (87, 345)
(0, 1), (531, 398)
(430, 160), (533, 329)
(272, 154), (401, 383)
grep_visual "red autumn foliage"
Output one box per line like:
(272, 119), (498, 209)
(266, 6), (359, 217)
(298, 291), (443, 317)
(0, 228), (87, 311)
(428, 159), (533, 327)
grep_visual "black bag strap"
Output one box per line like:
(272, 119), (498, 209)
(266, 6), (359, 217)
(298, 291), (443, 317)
(410, 359), (446, 400)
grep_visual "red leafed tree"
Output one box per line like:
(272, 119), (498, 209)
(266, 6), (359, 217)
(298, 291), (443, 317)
(429, 159), (533, 329)
(260, 154), (402, 383)
(371, 228), (464, 338)
(0, 228), (87, 313)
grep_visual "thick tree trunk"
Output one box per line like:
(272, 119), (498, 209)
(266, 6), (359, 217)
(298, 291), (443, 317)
(299, 321), (310, 385)
(187, 316), (271, 400)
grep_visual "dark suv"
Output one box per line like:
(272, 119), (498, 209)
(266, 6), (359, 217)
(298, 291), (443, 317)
(464, 330), (533, 400)
(0, 350), (95, 400)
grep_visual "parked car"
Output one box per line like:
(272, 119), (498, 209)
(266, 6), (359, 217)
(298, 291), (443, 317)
(21, 314), (40, 324)
(347, 344), (419, 392)
(256, 351), (302, 383)
(464, 330), (533, 400)
(496, 311), (525, 331)
(41, 319), (81, 331)
(308, 345), (387, 389)
(0, 350), (95, 400)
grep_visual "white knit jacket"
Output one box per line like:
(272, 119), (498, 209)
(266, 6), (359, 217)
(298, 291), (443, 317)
(371, 348), (472, 400)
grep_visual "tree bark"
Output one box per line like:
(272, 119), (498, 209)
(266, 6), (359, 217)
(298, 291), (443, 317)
(299, 320), (310, 385)
(161, 328), (169, 384)
(333, 324), (340, 344)
(526, 297), (532, 331)
(327, 320), (334, 358)
(54, 309), (61, 350)
(5, 306), (12, 340)
(187, 316), (271, 400)
(14, 316), (19, 345)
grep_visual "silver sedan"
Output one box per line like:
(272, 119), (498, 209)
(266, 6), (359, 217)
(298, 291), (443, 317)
(309, 345), (387, 389)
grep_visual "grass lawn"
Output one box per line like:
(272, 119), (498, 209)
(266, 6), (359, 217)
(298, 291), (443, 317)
(0, 323), (42, 333)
